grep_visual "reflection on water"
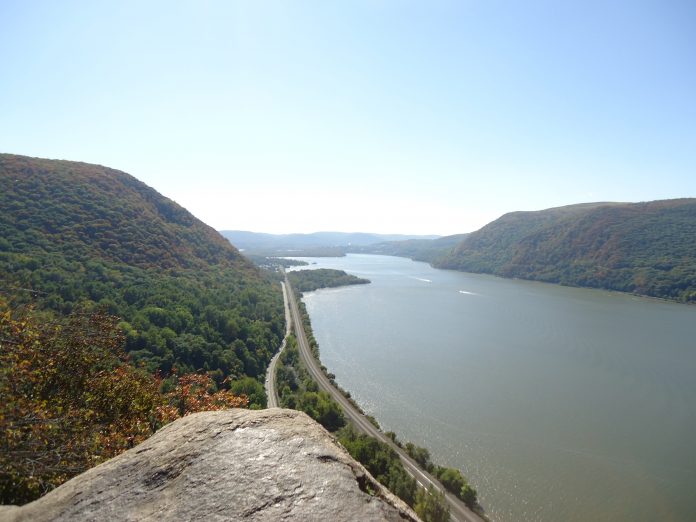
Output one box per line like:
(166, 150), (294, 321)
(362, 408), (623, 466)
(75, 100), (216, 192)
(292, 254), (696, 522)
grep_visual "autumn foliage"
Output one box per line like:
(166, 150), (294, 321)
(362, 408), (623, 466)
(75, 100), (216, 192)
(0, 301), (247, 505)
(0, 153), (284, 390)
(436, 199), (696, 302)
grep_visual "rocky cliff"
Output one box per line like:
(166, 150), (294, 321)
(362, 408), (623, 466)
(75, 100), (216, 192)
(0, 409), (418, 521)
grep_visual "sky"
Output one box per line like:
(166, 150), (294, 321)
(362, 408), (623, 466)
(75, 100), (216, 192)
(1, 0), (695, 235)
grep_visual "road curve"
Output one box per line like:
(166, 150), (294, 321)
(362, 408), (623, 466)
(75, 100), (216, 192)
(284, 276), (485, 522)
(264, 281), (291, 408)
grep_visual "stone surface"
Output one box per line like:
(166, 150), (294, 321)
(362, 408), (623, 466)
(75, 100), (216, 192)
(2, 408), (418, 521)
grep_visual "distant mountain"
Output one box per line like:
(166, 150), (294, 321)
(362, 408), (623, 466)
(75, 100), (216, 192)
(435, 200), (696, 302)
(0, 153), (283, 380)
(219, 230), (440, 253)
(353, 234), (468, 263)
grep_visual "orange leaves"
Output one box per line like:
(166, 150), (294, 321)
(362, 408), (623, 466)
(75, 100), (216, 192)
(163, 373), (248, 417)
(0, 303), (248, 504)
(0, 306), (150, 502)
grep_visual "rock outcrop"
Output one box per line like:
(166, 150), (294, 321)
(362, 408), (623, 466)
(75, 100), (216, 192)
(1, 408), (418, 521)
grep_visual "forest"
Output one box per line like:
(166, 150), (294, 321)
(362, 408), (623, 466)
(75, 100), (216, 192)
(287, 268), (370, 293)
(436, 199), (696, 302)
(0, 154), (284, 386)
(0, 303), (249, 504)
(0, 154), (285, 501)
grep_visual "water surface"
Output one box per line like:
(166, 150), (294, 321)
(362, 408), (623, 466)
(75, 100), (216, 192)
(291, 254), (696, 522)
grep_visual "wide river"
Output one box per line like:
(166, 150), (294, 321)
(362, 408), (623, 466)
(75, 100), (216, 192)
(289, 254), (696, 522)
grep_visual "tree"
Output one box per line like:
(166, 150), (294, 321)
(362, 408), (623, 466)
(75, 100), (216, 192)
(0, 305), (163, 503)
(160, 373), (247, 420)
(405, 441), (434, 472)
(337, 425), (417, 507)
(434, 466), (477, 507)
(0, 302), (247, 504)
(229, 376), (267, 409)
(460, 482), (478, 508)
(414, 485), (450, 522)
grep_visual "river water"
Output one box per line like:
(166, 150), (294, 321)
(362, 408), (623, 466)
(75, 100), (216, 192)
(289, 254), (696, 522)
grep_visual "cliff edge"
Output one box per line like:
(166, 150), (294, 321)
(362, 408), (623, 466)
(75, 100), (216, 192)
(0, 408), (418, 521)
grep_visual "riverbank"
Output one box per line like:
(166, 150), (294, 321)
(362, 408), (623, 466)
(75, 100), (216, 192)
(276, 275), (486, 522)
(291, 253), (696, 522)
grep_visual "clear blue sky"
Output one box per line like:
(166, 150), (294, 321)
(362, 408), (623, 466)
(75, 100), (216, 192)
(1, 1), (694, 235)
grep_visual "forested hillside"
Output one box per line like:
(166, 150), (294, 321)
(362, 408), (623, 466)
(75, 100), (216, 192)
(0, 153), (284, 382)
(436, 200), (696, 302)
(288, 269), (370, 293)
(0, 304), (248, 503)
(353, 234), (468, 262)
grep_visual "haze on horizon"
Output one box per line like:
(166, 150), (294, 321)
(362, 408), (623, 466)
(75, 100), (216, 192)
(1, 1), (695, 236)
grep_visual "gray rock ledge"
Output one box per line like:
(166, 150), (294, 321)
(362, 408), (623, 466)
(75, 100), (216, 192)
(1, 408), (419, 521)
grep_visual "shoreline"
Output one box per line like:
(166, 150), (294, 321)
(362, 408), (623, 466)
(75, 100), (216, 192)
(292, 252), (694, 306)
(282, 275), (487, 522)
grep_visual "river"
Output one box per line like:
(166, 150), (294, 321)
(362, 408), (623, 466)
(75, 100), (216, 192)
(289, 254), (696, 522)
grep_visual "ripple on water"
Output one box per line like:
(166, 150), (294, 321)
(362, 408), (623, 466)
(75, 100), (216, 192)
(297, 254), (696, 522)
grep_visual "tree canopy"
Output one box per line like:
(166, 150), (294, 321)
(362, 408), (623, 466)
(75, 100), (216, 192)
(437, 199), (696, 302)
(0, 154), (286, 502)
(288, 268), (370, 293)
(0, 303), (247, 504)
(0, 154), (284, 387)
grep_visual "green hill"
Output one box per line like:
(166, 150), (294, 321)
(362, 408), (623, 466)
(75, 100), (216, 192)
(0, 153), (283, 384)
(435, 200), (696, 302)
(1, 154), (245, 269)
(352, 234), (469, 263)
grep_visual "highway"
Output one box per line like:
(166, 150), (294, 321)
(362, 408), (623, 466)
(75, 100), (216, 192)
(283, 275), (485, 522)
(264, 281), (291, 408)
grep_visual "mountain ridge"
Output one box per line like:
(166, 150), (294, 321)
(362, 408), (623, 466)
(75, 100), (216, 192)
(0, 153), (283, 380)
(1, 153), (248, 271)
(220, 230), (440, 252)
(436, 199), (696, 301)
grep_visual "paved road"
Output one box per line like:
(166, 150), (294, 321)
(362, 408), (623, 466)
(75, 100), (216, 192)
(264, 281), (291, 408)
(283, 276), (485, 522)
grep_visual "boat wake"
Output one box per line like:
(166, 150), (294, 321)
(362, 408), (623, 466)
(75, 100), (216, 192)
(459, 290), (479, 296)
(410, 276), (432, 283)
